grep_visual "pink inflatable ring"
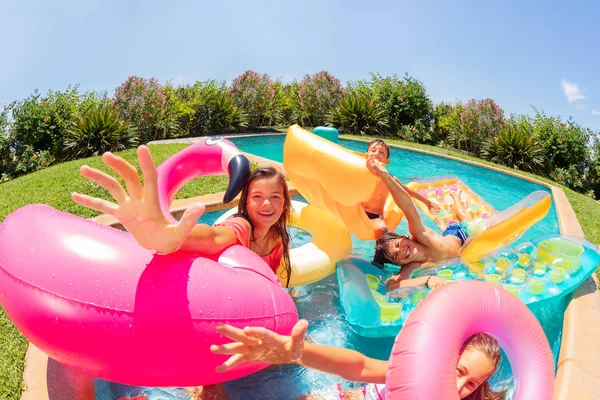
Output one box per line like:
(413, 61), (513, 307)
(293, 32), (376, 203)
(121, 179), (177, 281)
(0, 138), (298, 387)
(387, 280), (555, 399)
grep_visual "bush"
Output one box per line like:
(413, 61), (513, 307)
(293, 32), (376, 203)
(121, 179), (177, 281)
(113, 76), (169, 143)
(229, 71), (276, 128)
(63, 105), (139, 159)
(397, 120), (435, 144)
(550, 165), (594, 196)
(5, 87), (105, 161)
(271, 80), (305, 126)
(298, 71), (344, 127)
(327, 90), (388, 136)
(370, 73), (433, 132)
(588, 134), (600, 198)
(432, 103), (464, 149)
(193, 91), (248, 134)
(531, 108), (590, 174)
(175, 80), (228, 136)
(1, 144), (56, 182)
(160, 84), (193, 138)
(481, 117), (544, 173)
(459, 98), (505, 156)
(0, 135), (11, 180)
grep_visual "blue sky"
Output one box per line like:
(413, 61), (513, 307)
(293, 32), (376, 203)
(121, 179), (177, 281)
(2, 0), (599, 130)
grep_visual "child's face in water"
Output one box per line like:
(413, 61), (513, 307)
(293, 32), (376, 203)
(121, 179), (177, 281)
(456, 347), (495, 398)
(366, 143), (390, 165)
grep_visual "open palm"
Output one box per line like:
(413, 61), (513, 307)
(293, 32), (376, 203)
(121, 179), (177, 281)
(71, 146), (205, 254)
(210, 320), (309, 372)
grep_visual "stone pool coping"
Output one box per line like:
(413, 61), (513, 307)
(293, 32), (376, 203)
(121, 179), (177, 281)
(20, 138), (600, 400)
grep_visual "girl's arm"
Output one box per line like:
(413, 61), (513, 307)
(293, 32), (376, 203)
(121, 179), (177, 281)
(299, 342), (387, 384)
(178, 218), (249, 255)
(210, 320), (388, 384)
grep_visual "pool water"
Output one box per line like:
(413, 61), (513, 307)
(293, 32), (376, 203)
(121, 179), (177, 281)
(97, 136), (565, 399)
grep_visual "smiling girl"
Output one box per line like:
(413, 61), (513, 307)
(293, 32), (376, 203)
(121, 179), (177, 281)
(72, 146), (294, 286)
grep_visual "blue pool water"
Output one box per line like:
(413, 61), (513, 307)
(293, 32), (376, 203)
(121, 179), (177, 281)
(97, 135), (565, 399)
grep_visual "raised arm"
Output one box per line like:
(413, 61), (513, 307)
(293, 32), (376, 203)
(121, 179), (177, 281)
(210, 320), (388, 384)
(72, 146), (240, 254)
(367, 160), (428, 240)
(402, 183), (440, 213)
(299, 342), (387, 383)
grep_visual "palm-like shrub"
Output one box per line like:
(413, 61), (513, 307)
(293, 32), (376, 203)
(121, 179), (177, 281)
(481, 121), (544, 173)
(193, 91), (248, 135)
(327, 91), (389, 136)
(64, 106), (139, 159)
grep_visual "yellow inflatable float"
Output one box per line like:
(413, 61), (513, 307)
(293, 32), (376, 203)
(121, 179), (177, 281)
(283, 125), (552, 263)
(215, 200), (352, 287)
(458, 190), (551, 262)
(283, 124), (404, 240)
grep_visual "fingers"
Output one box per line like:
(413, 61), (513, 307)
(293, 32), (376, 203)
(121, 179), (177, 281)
(102, 152), (144, 201)
(80, 165), (128, 203)
(71, 192), (118, 215)
(137, 146), (161, 208)
(242, 326), (281, 342)
(290, 319), (309, 343)
(288, 320), (308, 359)
(210, 342), (250, 355)
(216, 324), (260, 345)
(215, 353), (246, 373)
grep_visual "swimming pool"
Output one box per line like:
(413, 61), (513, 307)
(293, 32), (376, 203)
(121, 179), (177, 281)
(96, 135), (564, 399)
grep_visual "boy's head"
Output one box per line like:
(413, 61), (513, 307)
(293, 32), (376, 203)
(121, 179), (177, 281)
(366, 139), (390, 164)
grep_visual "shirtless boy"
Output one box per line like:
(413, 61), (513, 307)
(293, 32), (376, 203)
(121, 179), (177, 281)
(361, 139), (440, 239)
(367, 157), (472, 290)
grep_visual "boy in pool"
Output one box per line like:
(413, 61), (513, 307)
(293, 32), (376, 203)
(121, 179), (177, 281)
(362, 139), (440, 239)
(367, 158), (473, 290)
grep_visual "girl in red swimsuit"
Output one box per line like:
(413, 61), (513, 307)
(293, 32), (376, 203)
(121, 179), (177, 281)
(72, 146), (293, 287)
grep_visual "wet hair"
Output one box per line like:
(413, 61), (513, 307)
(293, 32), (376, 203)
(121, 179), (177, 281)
(461, 333), (507, 400)
(373, 232), (411, 265)
(367, 139), (390, 159)
(237, 166), (293, 287)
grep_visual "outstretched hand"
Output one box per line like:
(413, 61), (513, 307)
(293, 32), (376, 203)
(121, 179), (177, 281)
(71, 146), (206, 254)
(210, 319), (309, 372)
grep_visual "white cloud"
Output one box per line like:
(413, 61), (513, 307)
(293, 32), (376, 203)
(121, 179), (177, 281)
(575, 103), (586, 109)
(561, 79), (587, 103)
(593, 110), (600, 115)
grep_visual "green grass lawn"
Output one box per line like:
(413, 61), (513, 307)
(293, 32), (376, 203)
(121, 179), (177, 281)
(1, 138), (600, 399)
